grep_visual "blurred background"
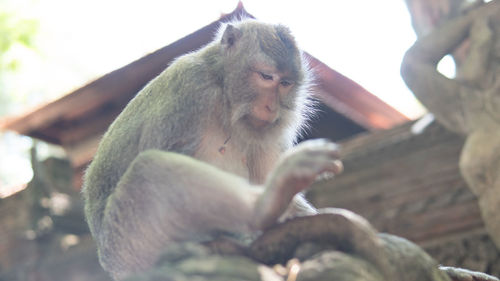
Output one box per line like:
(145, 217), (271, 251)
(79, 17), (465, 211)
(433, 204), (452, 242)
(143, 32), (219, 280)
(4, 1), (486, 280)
(0, 0), (432, 194)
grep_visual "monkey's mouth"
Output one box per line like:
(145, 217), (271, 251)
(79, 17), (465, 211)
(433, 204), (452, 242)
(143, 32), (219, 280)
(243, 115), (278, 130)
(248, 116), (270, 128)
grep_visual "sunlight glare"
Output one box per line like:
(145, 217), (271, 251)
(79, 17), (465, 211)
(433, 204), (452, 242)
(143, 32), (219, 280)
(437, 55), (457, 79)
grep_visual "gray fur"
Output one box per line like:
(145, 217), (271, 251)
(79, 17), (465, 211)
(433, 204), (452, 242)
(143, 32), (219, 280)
(82, 19), (330, 280)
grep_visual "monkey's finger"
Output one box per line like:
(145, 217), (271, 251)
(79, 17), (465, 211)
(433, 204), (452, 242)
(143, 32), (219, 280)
(324, 144), (342, 159)
(297, 138), (331, 147)
(328, 159), (343, 174)
(312, 147), (343, 164)
(297, 139), (338, 150)
(313, 158), (344, 175)
(314, 160), (343, 182)
(317, 142), (341, 158)
(301, 141), (342, 159)
(315, 172), (335, 182)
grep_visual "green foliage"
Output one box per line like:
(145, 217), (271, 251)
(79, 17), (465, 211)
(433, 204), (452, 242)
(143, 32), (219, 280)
(0, 3), (39, 116)
(0, 2), (40, 194)
(0, 10), (39, 72)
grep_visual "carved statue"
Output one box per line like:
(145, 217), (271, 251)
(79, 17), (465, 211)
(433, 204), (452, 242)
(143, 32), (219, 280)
(123, 209), (498, 281)
(401, 0), (500, 248)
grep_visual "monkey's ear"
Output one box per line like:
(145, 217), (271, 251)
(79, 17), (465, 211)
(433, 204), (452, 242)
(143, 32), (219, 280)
(221, 24), (242, 48)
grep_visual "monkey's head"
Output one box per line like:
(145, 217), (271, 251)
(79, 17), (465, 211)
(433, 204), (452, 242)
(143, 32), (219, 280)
(216, 20), (313, 145)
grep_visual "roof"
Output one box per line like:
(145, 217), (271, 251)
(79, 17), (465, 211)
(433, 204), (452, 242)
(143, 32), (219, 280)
(0, 3), (408, 147)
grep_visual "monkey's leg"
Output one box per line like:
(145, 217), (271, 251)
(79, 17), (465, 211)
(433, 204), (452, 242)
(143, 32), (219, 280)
(97, 150), (262, 280)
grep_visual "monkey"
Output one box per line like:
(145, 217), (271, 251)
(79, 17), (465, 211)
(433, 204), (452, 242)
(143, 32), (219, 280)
(82, 19), (343, 280)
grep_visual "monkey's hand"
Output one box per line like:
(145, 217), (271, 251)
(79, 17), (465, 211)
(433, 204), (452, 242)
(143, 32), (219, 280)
(252, 139), (343, 230)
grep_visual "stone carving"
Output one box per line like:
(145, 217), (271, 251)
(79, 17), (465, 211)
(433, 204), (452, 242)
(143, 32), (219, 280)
(401, 0), (500, 248)
(123, 210), (498, 281)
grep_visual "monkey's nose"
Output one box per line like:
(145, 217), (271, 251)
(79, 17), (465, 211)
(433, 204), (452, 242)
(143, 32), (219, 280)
(263, 105), (278, 122)
(265, 105), (278, 121)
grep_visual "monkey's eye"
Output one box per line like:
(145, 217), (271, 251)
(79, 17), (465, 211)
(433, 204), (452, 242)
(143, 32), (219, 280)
(259, 72), (273, 81)
(280, 80), (293, 87)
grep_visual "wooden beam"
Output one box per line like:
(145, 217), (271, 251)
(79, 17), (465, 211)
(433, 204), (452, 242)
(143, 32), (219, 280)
(307, 121), (484, 244)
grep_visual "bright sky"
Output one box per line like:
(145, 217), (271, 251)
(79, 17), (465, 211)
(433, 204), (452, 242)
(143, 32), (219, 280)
(5, 0), (426, 119)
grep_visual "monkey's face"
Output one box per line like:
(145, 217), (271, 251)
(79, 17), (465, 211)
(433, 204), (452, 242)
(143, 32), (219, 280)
(220, 21), (309, 142)
(246, 62), (296, 129)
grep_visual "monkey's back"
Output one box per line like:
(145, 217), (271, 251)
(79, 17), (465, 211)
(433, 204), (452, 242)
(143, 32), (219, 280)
(82, 43), (223, 236)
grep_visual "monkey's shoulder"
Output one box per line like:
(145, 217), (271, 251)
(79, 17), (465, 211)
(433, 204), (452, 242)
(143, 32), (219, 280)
(138, 56), (219, 103)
